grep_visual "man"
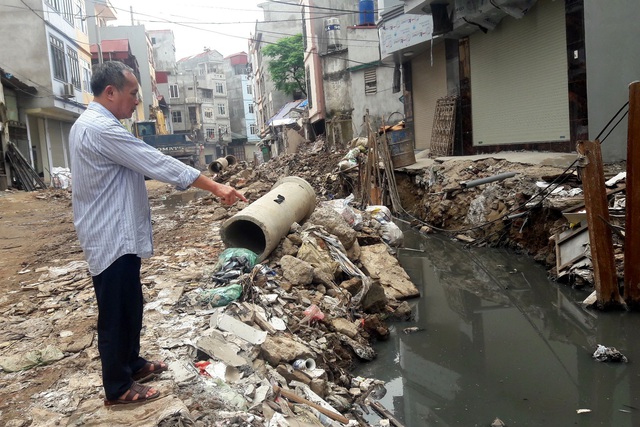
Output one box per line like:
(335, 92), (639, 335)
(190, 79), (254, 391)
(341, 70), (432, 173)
(70, 61), (247, 406)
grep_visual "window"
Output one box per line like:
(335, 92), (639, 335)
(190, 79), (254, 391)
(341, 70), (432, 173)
(61, 0), (73, 23)
(151, 37), (156, 45)
(169, 84), (179, 98)
(364, 68), (377, 95)
(172, 111), (182, 123)
(198, 63), (206, 76)
(50, 35), (67, 82)
(206, 128), (216, 139)
(200, 88), (213, 100)
(45, 0), (60, 12)
(248, 103), (254, 114)
(250, 123), (258, 135)
(74, 0), (86, 33)
(81, 59), (91, 93)
(246, 84), (252, 95)
(217, 103), (226, 115)
(67, 48), (81, 89)
(216, 82), (224, 94)
(204, 109), (214, 119)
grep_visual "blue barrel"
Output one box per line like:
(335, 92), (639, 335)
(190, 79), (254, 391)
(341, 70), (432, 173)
(359, 0), (375, 26)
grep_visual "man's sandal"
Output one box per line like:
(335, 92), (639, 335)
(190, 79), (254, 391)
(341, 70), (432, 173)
(132, 360), (168, 383)
(104, 381), (160, 406)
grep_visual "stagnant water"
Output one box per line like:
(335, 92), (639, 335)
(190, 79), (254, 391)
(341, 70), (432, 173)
(356, 223), (640, 426)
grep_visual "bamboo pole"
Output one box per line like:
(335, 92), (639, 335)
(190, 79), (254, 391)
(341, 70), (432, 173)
(576, 140), (623, 309)
(624, 81), (640, 307)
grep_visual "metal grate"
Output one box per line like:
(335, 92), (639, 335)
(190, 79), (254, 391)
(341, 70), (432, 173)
(429, 96), (457, 157)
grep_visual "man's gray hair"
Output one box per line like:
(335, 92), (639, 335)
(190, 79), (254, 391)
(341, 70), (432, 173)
(91, 61), (134, 96)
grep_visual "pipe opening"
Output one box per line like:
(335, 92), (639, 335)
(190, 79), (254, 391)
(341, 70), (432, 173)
(222, 219), (267, 257)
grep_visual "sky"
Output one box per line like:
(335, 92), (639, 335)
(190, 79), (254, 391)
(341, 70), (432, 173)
(107, 0), (266, 60)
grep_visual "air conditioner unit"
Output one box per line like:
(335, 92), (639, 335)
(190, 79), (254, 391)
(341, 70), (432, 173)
(62, 83), (75, 98)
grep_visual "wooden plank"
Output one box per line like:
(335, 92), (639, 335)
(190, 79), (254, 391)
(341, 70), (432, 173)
(625, 81), (640, 306)
(576, 140), (622, 309)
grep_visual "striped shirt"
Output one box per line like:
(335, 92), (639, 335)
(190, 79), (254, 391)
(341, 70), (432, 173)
(70, 102), (201, 275)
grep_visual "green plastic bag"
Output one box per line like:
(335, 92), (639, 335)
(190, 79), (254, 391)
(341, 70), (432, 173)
(199, 283), (243, 307)
(213, 248), (258, 271)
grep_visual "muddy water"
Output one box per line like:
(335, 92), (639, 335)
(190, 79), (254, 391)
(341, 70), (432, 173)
(356, 224), (640, 426)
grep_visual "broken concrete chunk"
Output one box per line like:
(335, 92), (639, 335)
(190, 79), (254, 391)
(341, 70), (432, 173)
(306, 205), (357, 250)
(211, 312), (268, 345)
(330, 318), (359, 339)
(260, 335), (313, 367)
(169, 360), (197, 384)
(359, 243), (420, 300)
(197, 334), (248, 367)
(361, 279), (388, 314)
(280, 255), (314, 286)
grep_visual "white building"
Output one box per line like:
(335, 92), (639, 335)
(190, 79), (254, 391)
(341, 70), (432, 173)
(0, 0), (97, 185)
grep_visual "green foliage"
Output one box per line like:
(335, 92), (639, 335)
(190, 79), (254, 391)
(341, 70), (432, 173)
(262, 34), (306, 97)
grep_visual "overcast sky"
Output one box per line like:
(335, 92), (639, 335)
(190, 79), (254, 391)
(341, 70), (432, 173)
(107, 0), (266, 59)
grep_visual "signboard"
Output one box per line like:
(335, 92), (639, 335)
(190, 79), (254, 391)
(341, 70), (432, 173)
(379, 14), (434, 58)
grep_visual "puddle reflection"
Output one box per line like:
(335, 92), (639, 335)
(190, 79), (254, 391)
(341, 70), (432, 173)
(356, 225), (640, 426)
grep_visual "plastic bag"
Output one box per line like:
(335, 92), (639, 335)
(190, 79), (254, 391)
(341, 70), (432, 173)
(213, 248), (258, 272)
(365, 205), (392, 223)
(380, 221), (404, 247)
(198, 283), (243, 307)
(322, 194), (363, 230)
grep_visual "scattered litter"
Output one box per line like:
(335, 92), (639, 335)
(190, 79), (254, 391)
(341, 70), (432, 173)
(197, 283), (243, 307)
(593, 344), (628, 363)
(577, 409), (592, 414)
(605, 171), (626, 187)
(402, 327), (423, 334)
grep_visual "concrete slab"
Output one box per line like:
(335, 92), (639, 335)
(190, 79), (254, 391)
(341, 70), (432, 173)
(393, 150), (579, 172)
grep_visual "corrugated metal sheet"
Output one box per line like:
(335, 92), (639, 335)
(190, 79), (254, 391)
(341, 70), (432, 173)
(470, 0), (569, 146)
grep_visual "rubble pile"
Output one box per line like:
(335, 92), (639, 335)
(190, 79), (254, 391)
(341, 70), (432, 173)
(0, 147), (420, 426)
(401, 157), (627, 287)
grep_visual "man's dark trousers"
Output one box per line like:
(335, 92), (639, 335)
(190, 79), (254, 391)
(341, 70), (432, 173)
(92, 254), (147, 400)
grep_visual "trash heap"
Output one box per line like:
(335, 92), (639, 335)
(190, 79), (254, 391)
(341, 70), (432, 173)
(0, 172), (420, 426)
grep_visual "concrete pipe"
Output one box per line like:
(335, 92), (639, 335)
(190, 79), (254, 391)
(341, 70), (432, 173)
(221, 176), (316, 262)
(208, 155), (237, 174)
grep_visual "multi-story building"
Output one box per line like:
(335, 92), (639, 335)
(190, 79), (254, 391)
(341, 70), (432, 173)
(170, 49), (231, 163)
(0, 0), (97, 185)
(381, 0), (640, 162)
(149, 30), (178, 134)
(302, 0), (403, 144)
(96, 25), (158, 120)
(224, 52), (259, 162)
(249, 0), (303, 137)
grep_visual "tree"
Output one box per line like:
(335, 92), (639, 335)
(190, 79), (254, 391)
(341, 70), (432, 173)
(262, 34), (306, 97)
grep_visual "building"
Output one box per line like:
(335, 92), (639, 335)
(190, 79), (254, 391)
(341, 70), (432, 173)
(0, 0), (96, 185)
(224, 52), (260, 162)
(249, 0), (304, 137)
(148, 29), (178, 75)
(90, 39), (145, 128)
(380, 0), (640, 162)
(97, 25), (159, 120)
(171, 49), (231, 163)
(302, 0), (404, 145)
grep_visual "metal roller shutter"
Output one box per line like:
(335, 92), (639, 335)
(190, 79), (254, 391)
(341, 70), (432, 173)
(411, 41), (448, 151)
(470, 0), (569, 146)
